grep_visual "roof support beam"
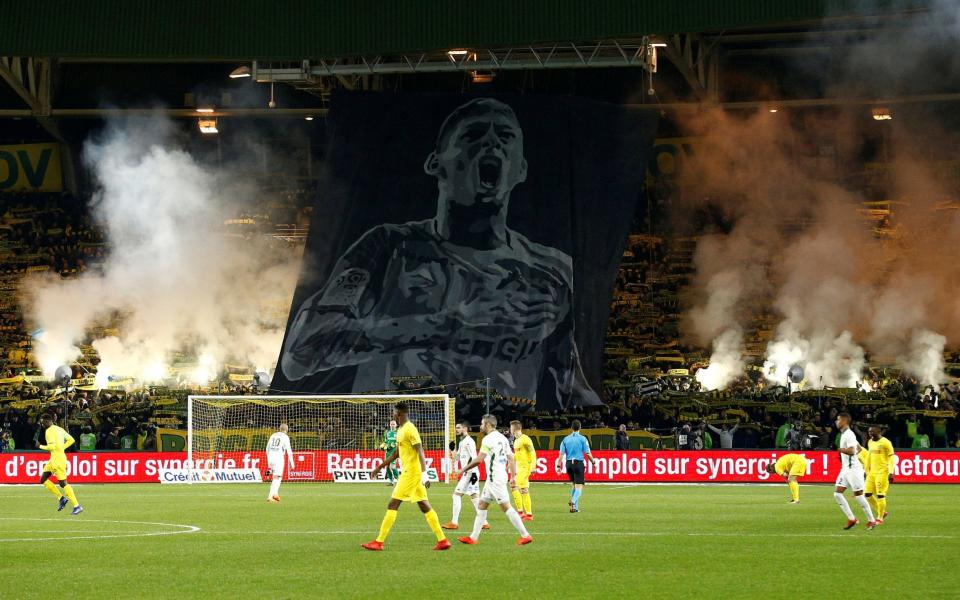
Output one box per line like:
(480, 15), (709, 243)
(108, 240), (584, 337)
(4, 93), (960, 121)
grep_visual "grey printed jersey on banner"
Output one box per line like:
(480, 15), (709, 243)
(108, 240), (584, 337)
(280, 98), (598, 408)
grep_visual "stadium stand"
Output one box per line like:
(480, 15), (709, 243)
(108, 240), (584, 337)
(0, 170), (956, 452)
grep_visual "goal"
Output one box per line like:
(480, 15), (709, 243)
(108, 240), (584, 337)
(186, 394), (454, 482)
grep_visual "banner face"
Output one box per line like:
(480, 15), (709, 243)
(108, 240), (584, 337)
(273, 92), (657, 411)
(0, 143), (63, 191)
(2, 450), (957, 484)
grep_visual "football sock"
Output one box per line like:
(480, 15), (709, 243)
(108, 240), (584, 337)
(62, 484), (79, 508)
(470, 496), (487, 524)
(571, 487), (583, 507)
(376, 509), (397, 543)
(471, 509), (488, 540)
(522, 492), (532, 515)
(268, 478), (281, 498)
(505, 507), (530, 537)
(834, 492), (855, 520)
(854, 495), (876, 522)
(423, 509), (445, 542)
(866, 494), (879, 515)
(788, 481), (799, 502)
(877, 497), (887, 518)
(43, 480), (62, 498)
(451, 494), (462, 524)
(512, 489), (523, 512)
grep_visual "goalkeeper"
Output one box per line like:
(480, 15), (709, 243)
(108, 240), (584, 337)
(379, 420), (399, 484)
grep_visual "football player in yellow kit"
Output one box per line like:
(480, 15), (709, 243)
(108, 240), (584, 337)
(38, 413), (82, 515)
(765, 453), (808, 503)
(864, 426), (896, 524)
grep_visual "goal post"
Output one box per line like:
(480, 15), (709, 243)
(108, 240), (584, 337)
(186, 394), (454, 483)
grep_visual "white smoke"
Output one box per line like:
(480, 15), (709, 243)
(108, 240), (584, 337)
(677, 66), (956, 392)
(24, 116), (301, 386)
(901, 329), (947, 390)
(763, 328), (866, 389)
(695, 328), (744, 390)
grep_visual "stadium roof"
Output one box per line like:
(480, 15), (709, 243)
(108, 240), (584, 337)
(0, 0), (930, 60)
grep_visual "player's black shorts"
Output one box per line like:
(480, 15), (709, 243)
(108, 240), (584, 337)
(566, 460), (585, 485)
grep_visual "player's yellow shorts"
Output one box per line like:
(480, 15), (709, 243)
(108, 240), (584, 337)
(515, 465), (532, 488)
(43, 459), (68, 480)
(788, 463), (807, 478)
(390, 472), (428, 503)
(865, 473), (889, 496)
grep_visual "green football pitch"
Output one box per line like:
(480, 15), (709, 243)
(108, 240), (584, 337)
(1, 482), (956, 598)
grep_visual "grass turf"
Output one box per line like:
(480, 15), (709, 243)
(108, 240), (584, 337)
(0, 482), (956, 599)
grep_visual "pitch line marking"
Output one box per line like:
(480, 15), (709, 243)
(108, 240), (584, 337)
(0, 518), (201, 542)
(199, 529), (955, 540)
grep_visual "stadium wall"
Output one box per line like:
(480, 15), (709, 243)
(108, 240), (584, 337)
(2, 450), (958, 484)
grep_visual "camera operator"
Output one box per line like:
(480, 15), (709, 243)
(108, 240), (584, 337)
(0, 429), (13, 452)
(785, 421), (803, 451)
(143, 424), (157, 451)
(615, 424), (631, 450)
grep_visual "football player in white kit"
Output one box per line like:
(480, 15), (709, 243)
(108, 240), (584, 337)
(454, 414), (533, 546)
(266, 423), (295, 503)
(442, 423), (490, 531)
(834, 412), (877, 530)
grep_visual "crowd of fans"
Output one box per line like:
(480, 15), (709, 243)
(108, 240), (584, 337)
(0, 183), (956, 452)
(0, 186), (308, 452)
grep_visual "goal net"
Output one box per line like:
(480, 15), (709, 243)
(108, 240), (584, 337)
(187, 394), (453, 483)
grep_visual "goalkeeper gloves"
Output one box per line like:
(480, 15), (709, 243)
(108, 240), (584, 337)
(420, 471), (431, 485)
(469, 473), (478, 485)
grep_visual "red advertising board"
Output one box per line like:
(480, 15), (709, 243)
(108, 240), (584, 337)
(1, 450), (958, 484)
(0, 450), (445, 484)
(527, 450), (960, 484)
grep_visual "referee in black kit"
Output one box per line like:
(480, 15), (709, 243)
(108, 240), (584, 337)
(555, 420), (599, 513)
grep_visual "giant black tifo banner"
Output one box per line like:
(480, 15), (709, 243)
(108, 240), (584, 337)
(273, 92), (657, 411)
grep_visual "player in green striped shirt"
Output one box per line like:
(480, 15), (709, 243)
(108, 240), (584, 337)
(380, 420), (399, 484)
